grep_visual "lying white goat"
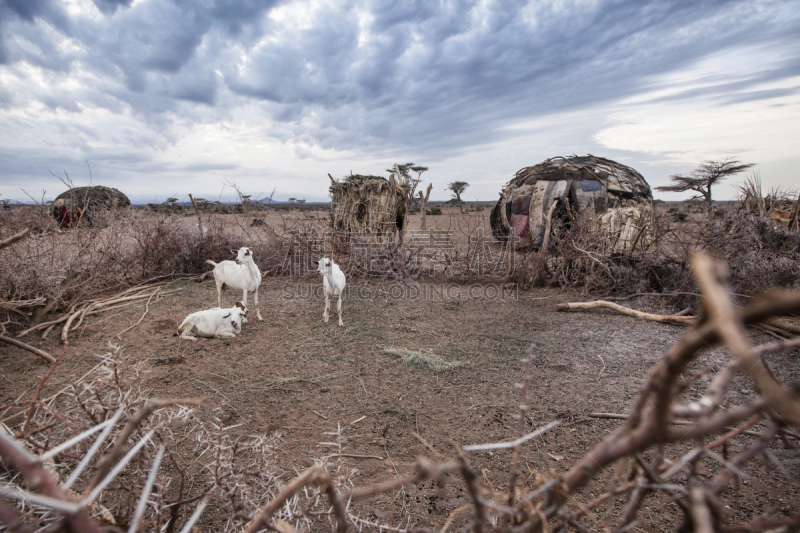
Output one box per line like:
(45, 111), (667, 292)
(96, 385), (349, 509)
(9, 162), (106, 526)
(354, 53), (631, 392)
(206, 247), (263, 321)
(177, 302), (247, 341)
(316, 257), (346, 327)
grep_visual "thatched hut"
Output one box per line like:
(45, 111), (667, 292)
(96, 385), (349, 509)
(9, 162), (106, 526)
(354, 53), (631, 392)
(51, 186), (130, 227)
(329, 174), (410, 235)
(491, 155), (653, 252)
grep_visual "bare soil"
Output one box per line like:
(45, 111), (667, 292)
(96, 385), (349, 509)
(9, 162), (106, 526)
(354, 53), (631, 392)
(1, 208), (798, 531)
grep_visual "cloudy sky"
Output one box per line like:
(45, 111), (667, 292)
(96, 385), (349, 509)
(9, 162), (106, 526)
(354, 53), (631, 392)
(0, 0), (798, 204)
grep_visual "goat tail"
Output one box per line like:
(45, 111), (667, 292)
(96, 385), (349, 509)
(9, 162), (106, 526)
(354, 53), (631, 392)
(205, 259), (217, 267)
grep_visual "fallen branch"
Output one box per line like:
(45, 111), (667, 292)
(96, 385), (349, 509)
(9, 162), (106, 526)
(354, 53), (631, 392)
(553, 300), (695, 325)
(245, 466), (347, 533)
(586, 413), (766, 438)
(762, 316), (800, 335)
(0, 298), (46, 310)
(17, 282), (176, 338)
(116, 288), (160, 339)
(62, 289), (177, 342)
(0, 228), (31, 250)
(0, 334), (56, 364)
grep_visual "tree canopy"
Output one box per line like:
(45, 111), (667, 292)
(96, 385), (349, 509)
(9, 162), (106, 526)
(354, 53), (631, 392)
(447, 181), (469, 213)
(655, 159), (754, 208)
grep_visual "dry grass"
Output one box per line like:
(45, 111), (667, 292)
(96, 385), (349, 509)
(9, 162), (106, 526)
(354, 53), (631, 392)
(382, 347), (466, 373)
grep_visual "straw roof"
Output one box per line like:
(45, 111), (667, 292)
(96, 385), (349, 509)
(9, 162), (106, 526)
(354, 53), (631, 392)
(52, 186), (131, 210)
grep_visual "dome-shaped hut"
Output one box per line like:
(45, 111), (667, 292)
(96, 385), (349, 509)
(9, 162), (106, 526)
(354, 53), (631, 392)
(51, 186), (131, 227)
(491, 155), (653, 252)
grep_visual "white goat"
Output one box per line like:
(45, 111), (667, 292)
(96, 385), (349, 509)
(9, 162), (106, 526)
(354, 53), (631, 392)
(206, 247), (263, 321)
(316, 257), (346, 327)
(177, 302), (247, 341)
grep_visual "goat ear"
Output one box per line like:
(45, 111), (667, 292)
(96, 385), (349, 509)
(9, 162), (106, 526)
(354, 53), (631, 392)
(222, 313), (231, 318)
(230, 249), (236, 255)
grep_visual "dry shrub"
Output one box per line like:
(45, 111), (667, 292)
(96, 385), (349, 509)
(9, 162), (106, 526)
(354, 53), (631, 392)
(507, 250), (548, 290)
(0, 207), (138, 308)
(528, 208), (800, 311)
(0, 209), (288, 330)
(685, 211), (800, 295)
(125, 214), (247, 278)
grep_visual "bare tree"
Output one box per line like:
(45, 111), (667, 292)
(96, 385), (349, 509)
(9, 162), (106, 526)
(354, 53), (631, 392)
(656, 158), (754, 209)
(447, 181), (469, 213)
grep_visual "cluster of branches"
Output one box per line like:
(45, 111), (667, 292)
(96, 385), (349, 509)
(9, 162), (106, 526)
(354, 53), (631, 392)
(2, 253), (799, 532)
(512, 196), (800, 310)
(0, 206), (288, 334)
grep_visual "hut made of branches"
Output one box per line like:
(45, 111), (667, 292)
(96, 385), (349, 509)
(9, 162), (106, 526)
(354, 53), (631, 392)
(491, 155), (654, 252)
(329, 174), (410, 235)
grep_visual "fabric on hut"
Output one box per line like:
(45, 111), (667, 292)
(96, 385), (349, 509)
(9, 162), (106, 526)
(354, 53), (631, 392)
(491, 155), (653, 252)
(329, 175), (410, 235)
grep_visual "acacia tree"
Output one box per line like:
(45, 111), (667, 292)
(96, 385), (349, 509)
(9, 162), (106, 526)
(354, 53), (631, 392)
(387, 162), (428, 205)
(656, 158), (754, 209)
(447, 181), (469, 213)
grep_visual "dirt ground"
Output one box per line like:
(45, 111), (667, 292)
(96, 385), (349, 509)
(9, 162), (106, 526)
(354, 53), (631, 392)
(2, 258), (799, 530)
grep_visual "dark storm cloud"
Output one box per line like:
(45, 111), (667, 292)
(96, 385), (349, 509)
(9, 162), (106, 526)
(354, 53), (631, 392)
(0, 0), (65, 25)
(91, 0), (133, 16)
(0, 0), (798, 176)
(219, 0), (800, 156)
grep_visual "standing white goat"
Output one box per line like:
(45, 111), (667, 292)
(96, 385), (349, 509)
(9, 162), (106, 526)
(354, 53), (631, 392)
(206, 247), (263, 321)
(177, 302), (247, 341)
(316, 257), (346, 327)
